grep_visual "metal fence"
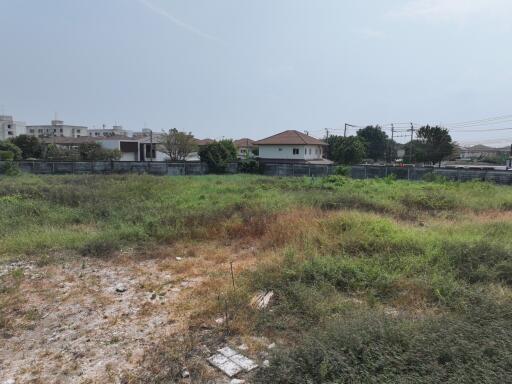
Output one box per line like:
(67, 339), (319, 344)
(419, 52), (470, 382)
(0, 160), (334, 177)
(263, 163), (335, 177)
(351, 165), (512, 185)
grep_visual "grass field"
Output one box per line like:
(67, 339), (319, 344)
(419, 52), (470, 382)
(1, 174), (512, 382)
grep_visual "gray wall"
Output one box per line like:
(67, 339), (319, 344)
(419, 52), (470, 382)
(0, 160), (335, 177)
(351, 165), (512, 185)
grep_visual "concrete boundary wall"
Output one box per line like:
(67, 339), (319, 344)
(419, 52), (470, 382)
(351, 166), (512, 185)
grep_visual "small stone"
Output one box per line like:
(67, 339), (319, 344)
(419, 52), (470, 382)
(263, 359), (270, 367)
(231, 379), (245, 384)
(176, 257), (183, 261)
(267, 343), (276, 349)
(3, 379), (15, 384)
(150, 293), (157, 300)
(115, 283), (127, 293)
(215, 317), (225, 324)
(238, 343), (248, 351)
(181, 368), (190, 378)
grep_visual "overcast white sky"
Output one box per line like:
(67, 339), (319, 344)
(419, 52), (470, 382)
(1, 0), (512, 145)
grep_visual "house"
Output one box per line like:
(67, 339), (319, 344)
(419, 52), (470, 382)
(42, 136), (156, 161)
(253, 130), (332, 164)
(460, 145), (510, 160)
(0, 115), (26, 140)
(234, 138), (256, 159)
(26, 119), (87, 138)
(88, 125), (131, 138)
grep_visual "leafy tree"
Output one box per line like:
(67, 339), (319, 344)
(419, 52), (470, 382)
(78, 143), (121, 161)
(161, 128), (197, 161)
(356, 126), (388, 161)
(325, 135), (366, 165)
(10, 135), (43, 159)
(416, 125), (454, 166)
(199, 140), (237, 173)
(0, 140), (22, 160)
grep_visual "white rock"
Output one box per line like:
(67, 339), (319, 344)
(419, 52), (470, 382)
(3, 380), (15, 384)
(238, 343), (248, 351)
(215, 317), (225, 324)
(267, 343), (276, 349)
(231, 379), (245, 384)
(176, 257), (183, 261)
(263, 359), (270, 367)
(115, 283), (127, 293)
(181, 368), (190, 378)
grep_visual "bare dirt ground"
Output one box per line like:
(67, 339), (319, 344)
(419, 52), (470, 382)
(0, 243), (261, 384)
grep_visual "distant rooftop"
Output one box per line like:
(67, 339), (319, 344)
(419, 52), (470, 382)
(253, 130), (326, 146)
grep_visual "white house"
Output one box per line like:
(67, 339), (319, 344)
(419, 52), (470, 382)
(26, 120), (87, 138)
(234, 138), (256, 159)
(0, 115), (26, 140)
(253, 130), (332, 164)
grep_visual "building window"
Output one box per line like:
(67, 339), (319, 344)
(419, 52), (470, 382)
(293, 148), (299, 155)
(7, 124), (11, 129)
(8, 131), (13, 135)
(309, 148), (312, 155)
(38, 129), (43, 133)
(77, 129), (81, 134)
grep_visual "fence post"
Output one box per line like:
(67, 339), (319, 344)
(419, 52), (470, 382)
(364, 165), (367, 179)
(407, 167), (410, 180)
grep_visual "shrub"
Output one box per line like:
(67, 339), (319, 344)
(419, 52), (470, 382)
(334, 166), (350, 176)
(239, 159), (263, 174)
(2, 161), (20, 176)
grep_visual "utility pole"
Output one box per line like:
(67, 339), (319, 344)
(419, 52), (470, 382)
(150, 129), (153, 162)
(391, 124), (395, 163)
(325, 128), (329, 139)
(344, 123), (348, 137)
(409, 123), (414, 164)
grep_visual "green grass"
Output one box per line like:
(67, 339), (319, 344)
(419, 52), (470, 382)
(2, 174), (512, 382)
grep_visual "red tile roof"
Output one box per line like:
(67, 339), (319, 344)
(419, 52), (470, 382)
(234, 138), (255, 148)
(253, 130), (327, 146)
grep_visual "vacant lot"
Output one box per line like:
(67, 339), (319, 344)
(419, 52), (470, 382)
(1, 174), (512, 383)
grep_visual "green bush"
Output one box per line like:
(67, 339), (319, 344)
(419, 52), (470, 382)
(1, 160), (20, 176)
(239, 159), (263, 174)
(334, 166), (350, 176)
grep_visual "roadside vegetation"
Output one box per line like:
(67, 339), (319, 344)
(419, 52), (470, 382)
(1, 174), (512, 382)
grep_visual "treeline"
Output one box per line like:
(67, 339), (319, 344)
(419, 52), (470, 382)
(0, 135), (121, 161)
(326, 125), (455, 166)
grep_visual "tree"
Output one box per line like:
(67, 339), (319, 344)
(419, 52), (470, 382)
(356, 126), (388, 161)
(78, 143), (121, 161)
(0, 140), (22, 160)
(161, 128), (197, 161)
(416, 125), (454, 166)
(325, 135), (366, 165)
(10, 135), (43, 159)
(198, 140), (237, 173)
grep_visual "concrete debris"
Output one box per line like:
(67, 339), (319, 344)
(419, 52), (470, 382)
(250, 291), (274, 310)
(207, 346), (258, 377)
(115, 283), (127, 293)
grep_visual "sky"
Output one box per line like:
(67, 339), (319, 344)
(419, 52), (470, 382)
(1, 0), (512, 145)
